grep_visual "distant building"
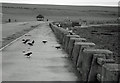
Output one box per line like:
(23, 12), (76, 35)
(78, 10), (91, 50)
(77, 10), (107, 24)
(72, 21), (81, 27)
(8, 19), (11, 22)
(36, 14), (44, 21)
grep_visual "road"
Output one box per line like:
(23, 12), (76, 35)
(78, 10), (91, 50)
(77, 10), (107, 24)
(2, 22), (79, 81)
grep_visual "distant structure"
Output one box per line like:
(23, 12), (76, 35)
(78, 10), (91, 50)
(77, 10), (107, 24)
(8, 19), (11, 22)
(15, 19), (17, 22)
(36, 14), (44, 21)
(72, 21), (81, 27)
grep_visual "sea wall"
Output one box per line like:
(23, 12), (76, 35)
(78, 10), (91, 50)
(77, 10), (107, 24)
(49, 23), (120, 82)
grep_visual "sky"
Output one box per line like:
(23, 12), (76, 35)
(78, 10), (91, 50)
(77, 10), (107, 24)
(0, 0), (119, 6)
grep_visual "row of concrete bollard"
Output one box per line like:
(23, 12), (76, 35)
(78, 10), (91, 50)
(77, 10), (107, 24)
(49, 23), (120, 82)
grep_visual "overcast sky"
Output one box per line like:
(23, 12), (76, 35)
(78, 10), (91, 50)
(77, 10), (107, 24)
(1, 0), (119, 6)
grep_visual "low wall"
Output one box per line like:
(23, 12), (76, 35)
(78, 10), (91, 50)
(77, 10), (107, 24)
(49, 23), (120, 82)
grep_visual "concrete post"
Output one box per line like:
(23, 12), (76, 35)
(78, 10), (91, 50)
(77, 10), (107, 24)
(116, 56), (120, 64)
(50, 24), (69, 45)
(61, 32), (69, 45)
(88, 54), (115, 82)
(62, 34), (68, 48)
(101, 63), (120, 83)
(72, 42), (95, 65)
(56, 29), (60, 39)
(57, 30), (64, 44)
(58, 28), (69, 44)
(64, 35), (80, 51)
(118, 75), (120, 83)
(54, 27), (59, 39)
(77, 48), (113, 81)
(67, 38), (87, 56)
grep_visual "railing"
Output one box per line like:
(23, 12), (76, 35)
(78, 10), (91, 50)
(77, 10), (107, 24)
(49, 23), (120, 83)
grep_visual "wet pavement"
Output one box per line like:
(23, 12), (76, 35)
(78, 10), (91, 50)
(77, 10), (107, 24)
(2, 22), (79, 81)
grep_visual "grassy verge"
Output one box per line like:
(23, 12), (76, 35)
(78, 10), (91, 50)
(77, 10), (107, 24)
(73, 25), (119, 60)
(1, 24), (40, 48)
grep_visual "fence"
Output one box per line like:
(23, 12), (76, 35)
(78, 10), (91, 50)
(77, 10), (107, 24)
(49, 23), (120, 82)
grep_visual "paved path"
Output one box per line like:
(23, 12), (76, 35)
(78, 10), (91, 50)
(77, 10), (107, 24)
(2, 22), (78, 81)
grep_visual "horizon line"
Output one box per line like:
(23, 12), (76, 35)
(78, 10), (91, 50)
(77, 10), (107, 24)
(1, 2), (119, 7)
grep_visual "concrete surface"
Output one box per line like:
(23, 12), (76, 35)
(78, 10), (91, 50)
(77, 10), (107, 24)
(2, 22), (79, 81)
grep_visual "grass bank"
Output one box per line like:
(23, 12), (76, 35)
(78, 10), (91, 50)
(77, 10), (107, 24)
(73, 25), (119, 60)
(1, 24), (40, 49)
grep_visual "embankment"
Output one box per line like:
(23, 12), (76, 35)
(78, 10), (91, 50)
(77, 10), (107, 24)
(1, 22), (41, 49)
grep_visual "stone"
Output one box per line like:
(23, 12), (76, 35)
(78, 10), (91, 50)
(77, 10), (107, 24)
(101, 63), (120, 82)
(64, 35), (80, 51)
(72, 42), (95, 66)
(67, 38), (87, 56)
(77, 48), (113, 81)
